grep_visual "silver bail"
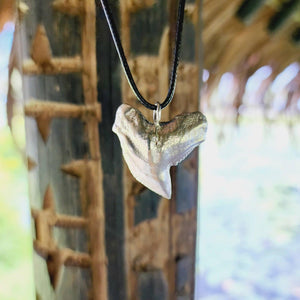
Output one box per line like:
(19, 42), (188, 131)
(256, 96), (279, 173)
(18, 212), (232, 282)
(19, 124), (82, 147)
(153, 102), (161, 127)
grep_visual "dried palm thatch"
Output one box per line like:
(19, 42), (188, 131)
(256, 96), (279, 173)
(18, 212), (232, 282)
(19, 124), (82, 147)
(203, 0), (300, 109)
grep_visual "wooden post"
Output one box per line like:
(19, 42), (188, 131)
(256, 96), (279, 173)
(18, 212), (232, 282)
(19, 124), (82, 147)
(21, 0), (107, 299)
(119, 1), (202, 299)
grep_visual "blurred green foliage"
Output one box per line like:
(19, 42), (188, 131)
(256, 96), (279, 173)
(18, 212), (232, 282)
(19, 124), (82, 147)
(0, 126), (34, 300)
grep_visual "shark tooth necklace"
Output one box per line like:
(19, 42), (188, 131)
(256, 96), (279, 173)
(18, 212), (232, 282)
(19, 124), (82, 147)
(100, 0), (208, 199)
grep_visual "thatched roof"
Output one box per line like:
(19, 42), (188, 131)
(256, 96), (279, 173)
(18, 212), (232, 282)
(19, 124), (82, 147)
(204, 0), (300, 72)
(202, 0), (300, 115)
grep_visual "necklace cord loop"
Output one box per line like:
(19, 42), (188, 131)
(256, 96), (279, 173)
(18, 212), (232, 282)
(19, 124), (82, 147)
(98, 0), (186, 110)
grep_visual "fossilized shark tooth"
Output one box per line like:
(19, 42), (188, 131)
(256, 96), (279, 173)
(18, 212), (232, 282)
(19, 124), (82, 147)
(112, 104), (207, 199)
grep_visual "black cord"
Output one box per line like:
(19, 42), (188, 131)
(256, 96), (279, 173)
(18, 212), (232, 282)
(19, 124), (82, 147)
(99, 0), (186, 110)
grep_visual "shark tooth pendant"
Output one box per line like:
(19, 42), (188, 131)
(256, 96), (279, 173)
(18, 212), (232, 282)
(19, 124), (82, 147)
(112, 104), (207, 199)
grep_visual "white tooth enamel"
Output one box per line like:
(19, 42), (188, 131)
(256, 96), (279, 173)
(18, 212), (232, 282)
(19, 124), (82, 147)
(112, 104), (208, 199)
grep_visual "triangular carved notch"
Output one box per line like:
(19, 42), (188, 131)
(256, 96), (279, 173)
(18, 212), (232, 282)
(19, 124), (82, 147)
(31, 25), (53, 67)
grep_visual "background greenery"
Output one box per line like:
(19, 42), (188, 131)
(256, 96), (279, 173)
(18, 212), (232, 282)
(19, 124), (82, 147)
(0, 21), (34, 300)
(0, 125), (34, 300)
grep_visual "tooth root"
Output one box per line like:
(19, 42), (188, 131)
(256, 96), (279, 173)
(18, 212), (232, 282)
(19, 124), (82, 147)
(31, 25), (52, 66)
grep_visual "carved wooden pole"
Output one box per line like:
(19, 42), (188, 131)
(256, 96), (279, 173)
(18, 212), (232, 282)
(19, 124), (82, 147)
(120, 1), (202, 299)
(20, 0), (202, 299)
(21, 0), (107, 299)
